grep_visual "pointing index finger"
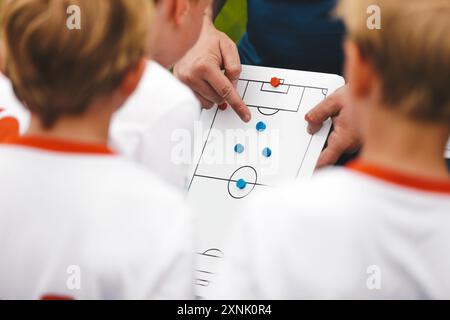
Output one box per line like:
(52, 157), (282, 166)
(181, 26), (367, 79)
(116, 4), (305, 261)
(207, 69), (251, 122)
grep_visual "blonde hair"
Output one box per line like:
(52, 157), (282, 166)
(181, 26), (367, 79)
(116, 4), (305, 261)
(0, 0), (153, 128)
(337, 0), (450, 123)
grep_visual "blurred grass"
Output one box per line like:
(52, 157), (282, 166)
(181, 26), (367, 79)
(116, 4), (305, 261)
(214, 0), (247, 43)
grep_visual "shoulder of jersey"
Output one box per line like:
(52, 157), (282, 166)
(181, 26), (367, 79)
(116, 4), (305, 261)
(146, 60), (199, 106)
(248, 168), (366, 221)
(101, 156), (186, 203)
(243, 168), (377, 246)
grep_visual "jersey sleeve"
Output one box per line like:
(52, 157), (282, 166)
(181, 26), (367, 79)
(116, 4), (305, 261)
(133, 98), (200, 190)
(109, 62), (201, 191)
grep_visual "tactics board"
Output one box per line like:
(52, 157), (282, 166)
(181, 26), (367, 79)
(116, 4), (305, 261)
(188, 65), (345, 298)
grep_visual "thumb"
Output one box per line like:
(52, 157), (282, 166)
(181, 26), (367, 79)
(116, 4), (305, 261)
(305, 90), (344, 134)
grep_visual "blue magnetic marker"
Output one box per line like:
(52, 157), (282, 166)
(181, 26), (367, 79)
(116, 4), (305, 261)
(236, 179), (247, 190)
(256, 121), (267, 132)
(234, 144), (244, 154)
(262, 147), (272, 158)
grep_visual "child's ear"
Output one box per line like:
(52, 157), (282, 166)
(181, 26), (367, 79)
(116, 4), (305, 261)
(344, 40), (375, 99)
(154, 0), (189, 26)
(120, 58), (146, 98)
(172, 0), (191, 26)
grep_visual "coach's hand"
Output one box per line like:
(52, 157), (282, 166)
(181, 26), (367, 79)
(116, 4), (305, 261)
(305, 84), (362, 169)
(174, 16), (251, 122)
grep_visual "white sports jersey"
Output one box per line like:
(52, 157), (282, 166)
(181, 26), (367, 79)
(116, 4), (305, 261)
(0, 136), (193, 300)
(0, 61), (201, 189)
(213, 161), (450, 299)
(110, 61), (200, 190)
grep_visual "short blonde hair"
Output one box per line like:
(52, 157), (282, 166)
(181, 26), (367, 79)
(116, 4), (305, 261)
(0, 0), (153, 128)
(337, 0), (450, 123)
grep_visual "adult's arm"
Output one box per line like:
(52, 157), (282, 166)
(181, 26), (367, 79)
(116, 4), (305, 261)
(173, 0), (251, 122)
(176, 1), (360, 164)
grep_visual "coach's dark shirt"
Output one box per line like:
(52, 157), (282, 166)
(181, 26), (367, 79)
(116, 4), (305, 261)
(239, 0), (345, 75)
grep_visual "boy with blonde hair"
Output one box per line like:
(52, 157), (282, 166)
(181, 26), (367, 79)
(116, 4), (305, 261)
(214, 0), (450, 299)
(0, 0), (192, 299)
(0, 0), (210, 189)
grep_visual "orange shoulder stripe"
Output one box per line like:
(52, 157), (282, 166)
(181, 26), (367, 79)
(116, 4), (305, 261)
(1, 135), (115, 155)
(347, 160), (450, 195)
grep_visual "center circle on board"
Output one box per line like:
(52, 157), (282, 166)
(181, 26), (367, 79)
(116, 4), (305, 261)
(227, 166), (258, 200)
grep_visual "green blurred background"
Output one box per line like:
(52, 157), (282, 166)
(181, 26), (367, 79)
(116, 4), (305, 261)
(214, 0), (247, 43)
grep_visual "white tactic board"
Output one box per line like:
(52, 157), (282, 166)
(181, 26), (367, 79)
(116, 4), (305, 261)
(188, 65), (344, 298)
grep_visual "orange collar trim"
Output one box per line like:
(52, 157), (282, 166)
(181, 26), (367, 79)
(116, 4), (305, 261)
(0, 117), (20, 141)
(347, 160), (450, 195)
(1, 135), (115, 155)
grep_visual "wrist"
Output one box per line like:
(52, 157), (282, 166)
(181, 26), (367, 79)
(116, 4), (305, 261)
(201, 14), (216, 34)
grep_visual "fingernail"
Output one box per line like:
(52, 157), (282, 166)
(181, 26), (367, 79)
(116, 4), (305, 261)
(244, 113), (251, 122)
(307, 125), (314, 135)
